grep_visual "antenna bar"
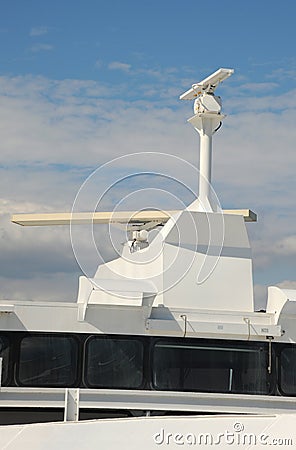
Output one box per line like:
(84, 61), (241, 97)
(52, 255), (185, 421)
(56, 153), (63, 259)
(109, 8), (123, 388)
(11, 209), (257, 226)
(180, 68), (234, 100)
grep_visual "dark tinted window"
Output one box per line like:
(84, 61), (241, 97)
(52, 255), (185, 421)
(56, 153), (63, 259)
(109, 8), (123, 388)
(280, 347), (296, 395)
(86, 337), (143, 388)
(18, 335), (78, 386)
(0, 336), (9, 385)
(153, 341), (269, 394)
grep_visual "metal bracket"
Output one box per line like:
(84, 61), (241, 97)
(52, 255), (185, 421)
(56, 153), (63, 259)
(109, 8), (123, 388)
(64, 388), (80, 421)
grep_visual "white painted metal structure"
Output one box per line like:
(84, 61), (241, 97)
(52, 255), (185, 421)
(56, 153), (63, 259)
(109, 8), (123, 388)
(1, 68), (296, 449)
(11, 208), (257, 226)
(180, 68), (234, 212)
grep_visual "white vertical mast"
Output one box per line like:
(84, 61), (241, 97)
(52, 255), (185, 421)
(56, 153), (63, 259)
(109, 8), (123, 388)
(180, 68), (234, 211)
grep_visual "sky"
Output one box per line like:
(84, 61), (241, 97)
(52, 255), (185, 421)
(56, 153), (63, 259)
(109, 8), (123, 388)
(0, 0), (296, 309)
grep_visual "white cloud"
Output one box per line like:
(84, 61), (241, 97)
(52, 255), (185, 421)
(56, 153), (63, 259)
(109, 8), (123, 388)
(30, 43), (53, 53)
(276, 280), (296, 290)
(267, 67), (296, 81)
(0, 206), (77, 301)
(239, 82), (278, 92)
(29, 26), (49, 37)
(108, 61), (131, 72)
(273, 236), (296, 256)
(254, 284), (268, 310)
(0, 274), (78, 302)
(0, 75), (191, 168)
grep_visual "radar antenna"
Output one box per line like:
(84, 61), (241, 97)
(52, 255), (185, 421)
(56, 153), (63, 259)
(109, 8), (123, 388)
(180, 68), (234, 212)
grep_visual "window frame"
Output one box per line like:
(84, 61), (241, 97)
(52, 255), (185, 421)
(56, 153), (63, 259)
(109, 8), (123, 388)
(83, 335), (145, 389)
(151, 337), (273, 395)
(16, 333), (80, 388)
(0, 335), (10, 386)
(278, 345), (296, 396)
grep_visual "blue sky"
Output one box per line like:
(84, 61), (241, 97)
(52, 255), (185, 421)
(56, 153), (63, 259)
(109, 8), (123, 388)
(2, 1), (296, 94)
(1, 0), (296, 307)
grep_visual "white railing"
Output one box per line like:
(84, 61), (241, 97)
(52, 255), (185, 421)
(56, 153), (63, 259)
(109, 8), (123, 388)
(0, 387), (296, 420)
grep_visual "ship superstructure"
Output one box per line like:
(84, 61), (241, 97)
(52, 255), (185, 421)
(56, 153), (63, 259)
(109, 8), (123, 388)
(1, 68), (296, 449)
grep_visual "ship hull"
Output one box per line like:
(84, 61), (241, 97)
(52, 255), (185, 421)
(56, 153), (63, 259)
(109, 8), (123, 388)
(0, 414), (295, 449)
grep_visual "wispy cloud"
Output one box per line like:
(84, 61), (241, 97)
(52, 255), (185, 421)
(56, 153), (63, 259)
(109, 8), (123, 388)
(30, 43), (53, 53)
(30, 26), (49, 37)
(277, 280), (296, 290)
(239, 82), (278, 92)
(273, 235), (296, 256)
(108, 61), (131, 72)
(267, 66), (296, 81)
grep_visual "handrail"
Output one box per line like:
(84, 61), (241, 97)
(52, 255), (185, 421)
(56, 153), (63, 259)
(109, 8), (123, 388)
(1, 387), (296, 418)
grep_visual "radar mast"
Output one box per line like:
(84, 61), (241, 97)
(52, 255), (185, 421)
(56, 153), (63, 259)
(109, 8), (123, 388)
(180, 68), (234, 212)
